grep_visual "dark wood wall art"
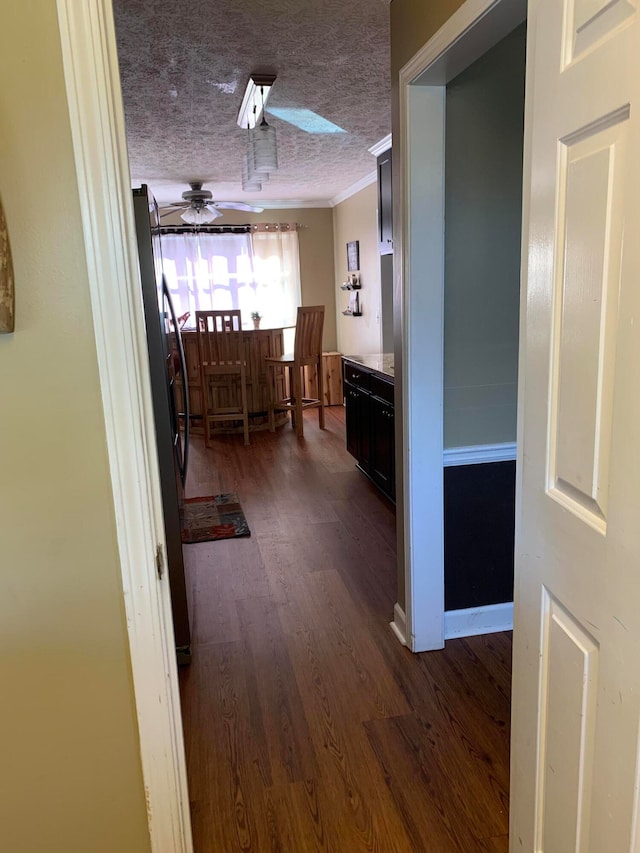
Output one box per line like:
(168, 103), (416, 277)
(0, 195), (15, 333)
(346, 240), (360, 272)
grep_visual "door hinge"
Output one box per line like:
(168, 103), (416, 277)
(155, 544), (165, 579)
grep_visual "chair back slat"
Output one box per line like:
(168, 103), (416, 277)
(293, 305), (324, 362)
(196, 310), (245, 366)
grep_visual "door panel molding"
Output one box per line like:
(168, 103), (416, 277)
(535, 588), (599, 851)
(546, 109), (628, 534)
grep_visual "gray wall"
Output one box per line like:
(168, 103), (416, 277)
(444, 23), (526, 448)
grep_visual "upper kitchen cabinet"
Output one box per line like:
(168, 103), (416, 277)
(377, 149), (393, 254)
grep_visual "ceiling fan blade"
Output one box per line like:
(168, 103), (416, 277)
(204, 204), (224, 219)
(159, 204), (188, 218)
(214, 201), (265, 213)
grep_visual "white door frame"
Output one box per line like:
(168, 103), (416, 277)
(56, 2), (192, 850)
(394, 0), (527, 652)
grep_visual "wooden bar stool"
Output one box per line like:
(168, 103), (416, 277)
(195, 310), (249, 446)
(265, 305), (325, 438)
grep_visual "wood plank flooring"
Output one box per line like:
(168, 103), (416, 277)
(179, 407), (511, 852)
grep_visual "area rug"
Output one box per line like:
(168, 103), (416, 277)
(181, 493), (250, 544)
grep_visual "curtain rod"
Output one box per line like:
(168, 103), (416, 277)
(159, 222), (300, 236)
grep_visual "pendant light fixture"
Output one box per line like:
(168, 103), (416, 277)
(241, 152), (262, 192)
(247, 142), (268, 183)
(250, 86), (278, 173)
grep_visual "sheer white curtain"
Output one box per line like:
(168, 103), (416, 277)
(161, 229), (301, 329)
(250, 230), (301, 328)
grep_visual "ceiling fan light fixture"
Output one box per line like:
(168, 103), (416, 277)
(180, 206), (219, 225)
(237, 74), (276, 130)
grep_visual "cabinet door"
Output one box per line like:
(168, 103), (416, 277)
(358, 389), (371, 473)
(377, 150), (393, 254)
(345, 383), (360, 460)
(370, 396), (395, 498)
(344, 382), (371, 473)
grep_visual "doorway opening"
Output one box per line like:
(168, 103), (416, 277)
(398, 0), (527, 654)
(55, 0), (524, 849)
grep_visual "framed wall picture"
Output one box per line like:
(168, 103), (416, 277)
(346, 240), (360, 272)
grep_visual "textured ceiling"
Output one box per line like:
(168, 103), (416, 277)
(113, 0), (391, 208)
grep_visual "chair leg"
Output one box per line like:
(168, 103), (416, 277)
(203, 376), (212, 448)
(292, 365), (304, 438)
(240, 365), (250, 446)
(268, 364), (276, 432)
(317, 357), (325, 430)
(285, 365), (294, 431)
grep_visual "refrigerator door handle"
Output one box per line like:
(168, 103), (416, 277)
(163, 275), (190, 487)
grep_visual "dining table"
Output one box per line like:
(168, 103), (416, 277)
(175, 324), (295, 434)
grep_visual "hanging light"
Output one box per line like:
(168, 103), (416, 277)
(247, 142), (268, 183)
(250, 86), (278, 173)
(241, 153), (262, 192)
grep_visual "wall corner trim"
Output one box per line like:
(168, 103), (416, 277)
(443, 441), (517, 467)
(444, 601), (514, 639)
(368, 134), (392, 157)
(390, 603), (408, 646)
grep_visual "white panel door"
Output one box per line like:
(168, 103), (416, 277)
(511, 0), (640, 850)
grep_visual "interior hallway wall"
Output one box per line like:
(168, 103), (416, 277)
(390, 0), (467, 610)
(444, 23), (526, 448)
(0, 3), (150, 850)
(333, 181), (382, 356)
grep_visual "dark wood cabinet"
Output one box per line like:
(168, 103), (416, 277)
(370, 395), (394, 497)
(343, 359), (395, 501)
(345, 382), (371, 471)
(377, 149), (393, 255)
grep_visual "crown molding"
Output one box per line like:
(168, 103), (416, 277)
(330, 170), (377, 206)
(252, 199), (334, 209)
(368, 133), (392, 157)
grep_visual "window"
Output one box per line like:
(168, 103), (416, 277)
(161, 228), (301, 329)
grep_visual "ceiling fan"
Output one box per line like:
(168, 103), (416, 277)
(160, 181), (264, 224)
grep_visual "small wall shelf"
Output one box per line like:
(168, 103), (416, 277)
(342, 273), (361, 315)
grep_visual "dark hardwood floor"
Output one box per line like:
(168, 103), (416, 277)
(179, 406), (511, 852)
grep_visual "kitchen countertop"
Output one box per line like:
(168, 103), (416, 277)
(343, 353), (394, 380)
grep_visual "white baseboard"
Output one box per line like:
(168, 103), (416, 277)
(444, 601), (513, 639)
(443, 442), (517, 467)
(389, 603), (408, 646)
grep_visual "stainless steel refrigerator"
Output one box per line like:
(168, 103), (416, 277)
(133, 185), (192, 663)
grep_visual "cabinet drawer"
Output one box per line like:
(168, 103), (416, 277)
(343, 362), (371, 392)
(370, 374), (394, 406)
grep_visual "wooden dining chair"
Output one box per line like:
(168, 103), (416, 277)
(195, 310), (249, 446)
(265, 305), (325, 438)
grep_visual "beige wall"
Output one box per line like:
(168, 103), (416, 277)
(0, 3), (150, 851)
(332, 182), (382, 356)
(390, 0), (466, 609)
(160, 206), (337, 351)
